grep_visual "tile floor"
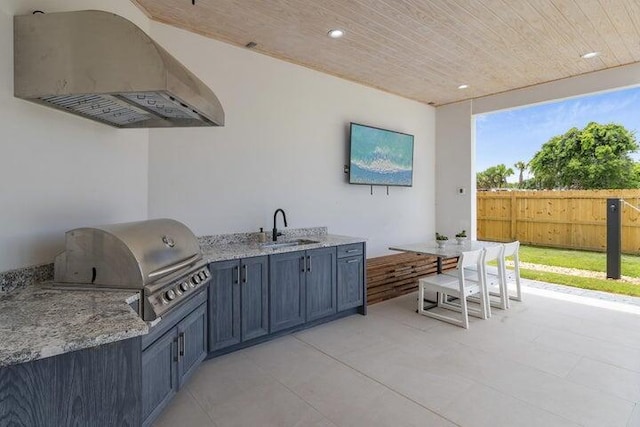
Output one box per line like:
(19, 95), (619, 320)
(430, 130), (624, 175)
(154, 282), (640, 427)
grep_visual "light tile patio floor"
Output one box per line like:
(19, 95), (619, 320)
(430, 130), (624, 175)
(154, 279), (640, 427)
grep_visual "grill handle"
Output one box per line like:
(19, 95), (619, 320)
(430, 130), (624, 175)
(148, 254), (201, 279)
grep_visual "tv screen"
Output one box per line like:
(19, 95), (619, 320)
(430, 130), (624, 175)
(349, 123), (414, 187)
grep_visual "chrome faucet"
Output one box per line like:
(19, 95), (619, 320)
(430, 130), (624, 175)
(272, 209), (288, 241)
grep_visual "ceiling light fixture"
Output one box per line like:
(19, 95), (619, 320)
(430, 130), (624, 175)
(327, 29), (345, 39)
(581, 51), (600, 59)
(458, 84), (469, 89)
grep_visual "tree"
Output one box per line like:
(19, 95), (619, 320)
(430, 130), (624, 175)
(514, 161), (527, 187)
(529, 122), (639, 189)
(476, 164), (514, 189)
(493, 164), (514, 188)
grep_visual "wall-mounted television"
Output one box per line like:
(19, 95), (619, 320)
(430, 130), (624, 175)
(349, 122), (414, 187)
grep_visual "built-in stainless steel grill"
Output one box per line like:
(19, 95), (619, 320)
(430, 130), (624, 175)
(54, 218), (210, 321)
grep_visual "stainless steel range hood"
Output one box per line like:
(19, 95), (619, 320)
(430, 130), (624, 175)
(14, 10), (225, 128)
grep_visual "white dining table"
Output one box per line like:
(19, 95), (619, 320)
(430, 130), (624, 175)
(389, 240), (500, 273)
(388, 239), (500, 310)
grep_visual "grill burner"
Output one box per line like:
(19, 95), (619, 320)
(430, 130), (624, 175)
(53, 218), (210, 321)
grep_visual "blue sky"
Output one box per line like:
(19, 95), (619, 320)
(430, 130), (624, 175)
(476, 86), (640, 182)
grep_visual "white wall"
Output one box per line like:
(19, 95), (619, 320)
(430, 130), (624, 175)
(147, 22), (436, 257)
(0, 0), (149, 271)
(435, 101), (474, 239)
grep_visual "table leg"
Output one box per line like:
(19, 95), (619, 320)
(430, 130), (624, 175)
(416, 256), (444, 312)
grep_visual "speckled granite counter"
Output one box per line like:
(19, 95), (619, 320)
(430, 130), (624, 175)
(202, 233), (366, 262)
(0, 285), (148, 367)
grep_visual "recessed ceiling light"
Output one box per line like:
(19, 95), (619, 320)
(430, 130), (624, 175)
(458, 84), (469, 89)
(327, 29), (345, 39)
(581, 51), (600, 59)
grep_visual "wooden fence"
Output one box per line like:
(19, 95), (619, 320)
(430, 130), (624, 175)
(477, 190), (640, 254)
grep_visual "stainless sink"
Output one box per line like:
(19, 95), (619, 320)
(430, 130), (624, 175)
(261, 239), (320, 249)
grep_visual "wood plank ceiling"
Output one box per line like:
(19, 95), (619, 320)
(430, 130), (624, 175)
(131, 0), (640, 106)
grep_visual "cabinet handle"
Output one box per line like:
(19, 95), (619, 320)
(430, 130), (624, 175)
(242, 264), (247, 283)
(179, 332), (185, 357)
(174, 338), (179, 362)
(300, 256), (305, 273)
(347, 259), (359, 264)
(307, 256), (311, 273)
(234, 265), (239, 284)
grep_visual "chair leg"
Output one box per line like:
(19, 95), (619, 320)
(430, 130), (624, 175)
(499, 263), (509, 310)
(514, 255), (522, 302)
(481, 264), (492, 318)
(481, 283), (490, 320)
(459, 293), (469, 329)
(418, 282), (425, 314)
(507, 255), (523, 302)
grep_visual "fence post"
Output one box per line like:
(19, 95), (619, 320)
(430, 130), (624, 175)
(606, 198), (621, 279)
(510, 191), (517, 241)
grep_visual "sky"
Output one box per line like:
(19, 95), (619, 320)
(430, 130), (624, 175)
(476, 86), (640, 182)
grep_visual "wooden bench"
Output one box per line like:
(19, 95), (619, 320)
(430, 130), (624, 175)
(367, 252), (458, 304)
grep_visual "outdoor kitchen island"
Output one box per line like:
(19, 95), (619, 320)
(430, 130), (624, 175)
(0, 227), (366, 427)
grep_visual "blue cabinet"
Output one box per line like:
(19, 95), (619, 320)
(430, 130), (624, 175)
(270, 247), (337, 331)
(337, 243), (364, 311)
(141, 289), (207, 427)
(142, 330), (177, 425)
(305, 247), (337, 321)
(269, 251), (306, 333)
(177, 303), (208, 387)
(209, 256), (269, 351)
(241, 256), (269, 341)
(208, 260), (241, 351)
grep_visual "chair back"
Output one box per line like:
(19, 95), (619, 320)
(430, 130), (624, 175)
(483, 244), (505, 263)
(457, 249), (483, 270)
(503, 241), (520, 257)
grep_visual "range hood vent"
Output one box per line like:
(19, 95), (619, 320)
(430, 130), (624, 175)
(14, 10), (225, 128)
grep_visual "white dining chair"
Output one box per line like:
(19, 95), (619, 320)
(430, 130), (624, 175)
(417, 249), (487, 329)
(477, 243), (507, 313)
(442, 244), (506, 317)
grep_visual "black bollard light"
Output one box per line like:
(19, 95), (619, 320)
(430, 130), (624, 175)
(606, 198), (621, 279)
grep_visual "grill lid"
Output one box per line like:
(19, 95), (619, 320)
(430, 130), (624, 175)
(54, 218), (202, 288)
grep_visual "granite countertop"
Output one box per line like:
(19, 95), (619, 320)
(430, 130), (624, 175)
(0, 285), (148, 367)
(202, 233), (366, 262)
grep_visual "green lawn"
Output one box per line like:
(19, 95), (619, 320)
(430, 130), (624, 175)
(519, 269), (640, 298)
(511, 245), (640, 297)
(518, 245), (640, 278)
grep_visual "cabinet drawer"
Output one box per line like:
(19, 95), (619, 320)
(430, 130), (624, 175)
(337, 243), (363, 258)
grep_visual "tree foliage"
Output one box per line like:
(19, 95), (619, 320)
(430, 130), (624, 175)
(477, 164), (514, 189)
(514, 161), (527, 187)
(528, 122), (639, 189)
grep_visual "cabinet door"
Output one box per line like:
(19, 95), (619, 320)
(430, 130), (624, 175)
(177, 303), (208, 388)
(337, 255), (364, 311)
(269, 251), (306, 333)
(306, 247), (337, 321)
(208, 260), (241, 351)
(142, 330), (177, 426)
(241, 256), (269, 341)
